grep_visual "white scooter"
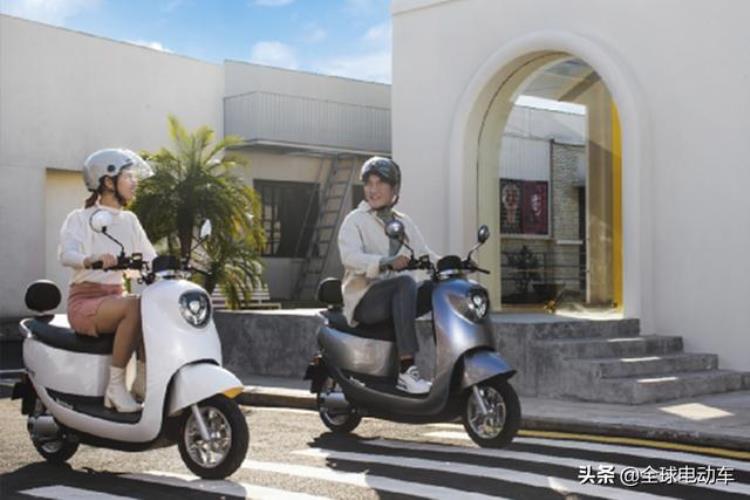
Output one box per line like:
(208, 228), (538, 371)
(12, 211), (249, 479)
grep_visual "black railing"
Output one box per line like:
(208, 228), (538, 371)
(501, 245), (586, 303)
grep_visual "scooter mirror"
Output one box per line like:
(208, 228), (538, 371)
(477, 224), (490, 244)
(89, 209), (113, 233)
(385, 219), (405, 240)
(199, 219), (213, 240)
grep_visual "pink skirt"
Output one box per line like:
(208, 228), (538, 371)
(67, 282), (124, 336)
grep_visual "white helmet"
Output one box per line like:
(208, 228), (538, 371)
(82, 148), (153, 191)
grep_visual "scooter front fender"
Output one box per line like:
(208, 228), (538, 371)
(167, 363), (244, 416)
(461, 350), (516, 390)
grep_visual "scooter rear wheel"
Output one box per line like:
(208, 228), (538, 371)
(177, 395), (249, 479)
(462, 377), (521, 448)
(317, 377), (361, 434)
(33, 435), (79, 464)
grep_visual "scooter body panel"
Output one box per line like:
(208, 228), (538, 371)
(23, 338), (109, 397)
(24, 278), (224, 443)
(167, 363), (243, 416)
(460, 349), (516, 389)
(318, 326), (397, 377)
(319, 276), (503, 418)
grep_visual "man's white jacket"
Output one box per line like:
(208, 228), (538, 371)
(337, 201), (437, 326)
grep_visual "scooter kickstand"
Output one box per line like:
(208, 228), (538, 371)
(472, 386), (489, 416)
(190, 404), (211, 442)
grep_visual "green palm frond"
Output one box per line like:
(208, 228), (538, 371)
(132, 115), (267, 308)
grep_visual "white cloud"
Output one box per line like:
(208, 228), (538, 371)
(254, 0), (294, 6)
(315, 50), (391, 84)
(161, 0), (183, 13)
(1, 0), (100, 26)
(363, 21), (391, 47)
(128, 40), (174, 53)
(250, 41), (299, 70)
(344, 0), (377, 15)
(303, 24), (327, 44)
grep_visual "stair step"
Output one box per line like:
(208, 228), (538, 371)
(579, 353), (719, 378)
(541, 335), (683, 359)
(526, 318), (640, 340)
(586, 370), (750, 404)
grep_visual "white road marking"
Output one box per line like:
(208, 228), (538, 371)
(123, 471), (329, 500)
(20, 486), (135, 499)
(295, 448), (680, 500)
(424, 431), (750, 472)
(242, 459), (506, 500)
(369, 438), (750, 495)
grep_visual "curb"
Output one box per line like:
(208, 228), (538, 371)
(237, 387), (750, 453)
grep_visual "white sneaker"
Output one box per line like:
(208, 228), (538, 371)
(397, 365), (431, 394)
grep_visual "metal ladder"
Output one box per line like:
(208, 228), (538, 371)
(292, 154), (358, 300)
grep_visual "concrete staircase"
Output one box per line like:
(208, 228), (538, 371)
(532, 322), (750, 404)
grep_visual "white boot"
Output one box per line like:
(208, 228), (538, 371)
(105, 366), (141, 413)
(131, 360), (146, 402)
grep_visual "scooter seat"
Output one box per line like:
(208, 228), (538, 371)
(321, 310), (395, 342)
(22, 318), (114, 354)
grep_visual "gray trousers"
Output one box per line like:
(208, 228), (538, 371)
(353, 275), (433, 357)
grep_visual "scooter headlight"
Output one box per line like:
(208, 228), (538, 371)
(467, 290), (489, 321)
(179, 291), (211, 328)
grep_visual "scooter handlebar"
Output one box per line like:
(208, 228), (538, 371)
(89, 254), (146, 271)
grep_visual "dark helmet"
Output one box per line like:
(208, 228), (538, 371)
(360, 156), (401, 189)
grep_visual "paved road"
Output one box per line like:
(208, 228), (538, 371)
(1, 399), (748, 499)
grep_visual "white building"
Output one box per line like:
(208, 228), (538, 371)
(391, 0), (750, 370)
(0, 14), (388, 316)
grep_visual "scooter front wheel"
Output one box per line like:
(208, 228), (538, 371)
(317, 377), (361, 434)
(462, 377), (521, 448)
(177, 395), (249, 479)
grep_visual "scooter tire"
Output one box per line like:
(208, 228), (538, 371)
(317, 378), (361, 434)
(33, 436), (79, 465)
(177, 395), (249, 479)
(462, 377), (521, 449)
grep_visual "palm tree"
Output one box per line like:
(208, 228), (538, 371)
(132, 115), (266, 308)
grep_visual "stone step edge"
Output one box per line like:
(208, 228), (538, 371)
(537, 335), (682, 346)
(597, 369), (750, 385)
(571, 353), (719, 378)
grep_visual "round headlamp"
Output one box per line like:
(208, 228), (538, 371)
(179, 291), (211, 328)
(467, 290), (489, 320)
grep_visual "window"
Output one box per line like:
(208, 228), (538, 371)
(254, 180), (319, 258)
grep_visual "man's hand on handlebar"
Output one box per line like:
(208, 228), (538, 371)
(389, 255), (411, 271)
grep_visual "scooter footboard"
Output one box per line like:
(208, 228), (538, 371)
(460, 350), (516, 390)
(167, 363), (244, 416)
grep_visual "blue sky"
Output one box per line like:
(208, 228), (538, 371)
(1, 0), (393, 82)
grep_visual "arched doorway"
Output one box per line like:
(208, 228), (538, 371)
(476, 55), (623, 312)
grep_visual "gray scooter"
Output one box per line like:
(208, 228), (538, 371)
(305, 222), (521, 448)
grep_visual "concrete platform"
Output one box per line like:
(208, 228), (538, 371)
(215, 309), (750, 404)
(237, 374), (750, 453)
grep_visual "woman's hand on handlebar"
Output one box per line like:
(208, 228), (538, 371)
(86, 253), (117, 269)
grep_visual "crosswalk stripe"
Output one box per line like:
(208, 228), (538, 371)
(295, 448), (680, 500)
(368, 438), (750, 496)
(20, 486), (135, 499)
(242, 459), (506, 500)
(123, 471), (328, 500)
(424, 431), (750, 473)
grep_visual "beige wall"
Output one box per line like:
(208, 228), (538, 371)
(225, 61), (390, 107)
(0, 14), (223, 317)
(391, 0), (750, 369)
(44, 170), (89, 312)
